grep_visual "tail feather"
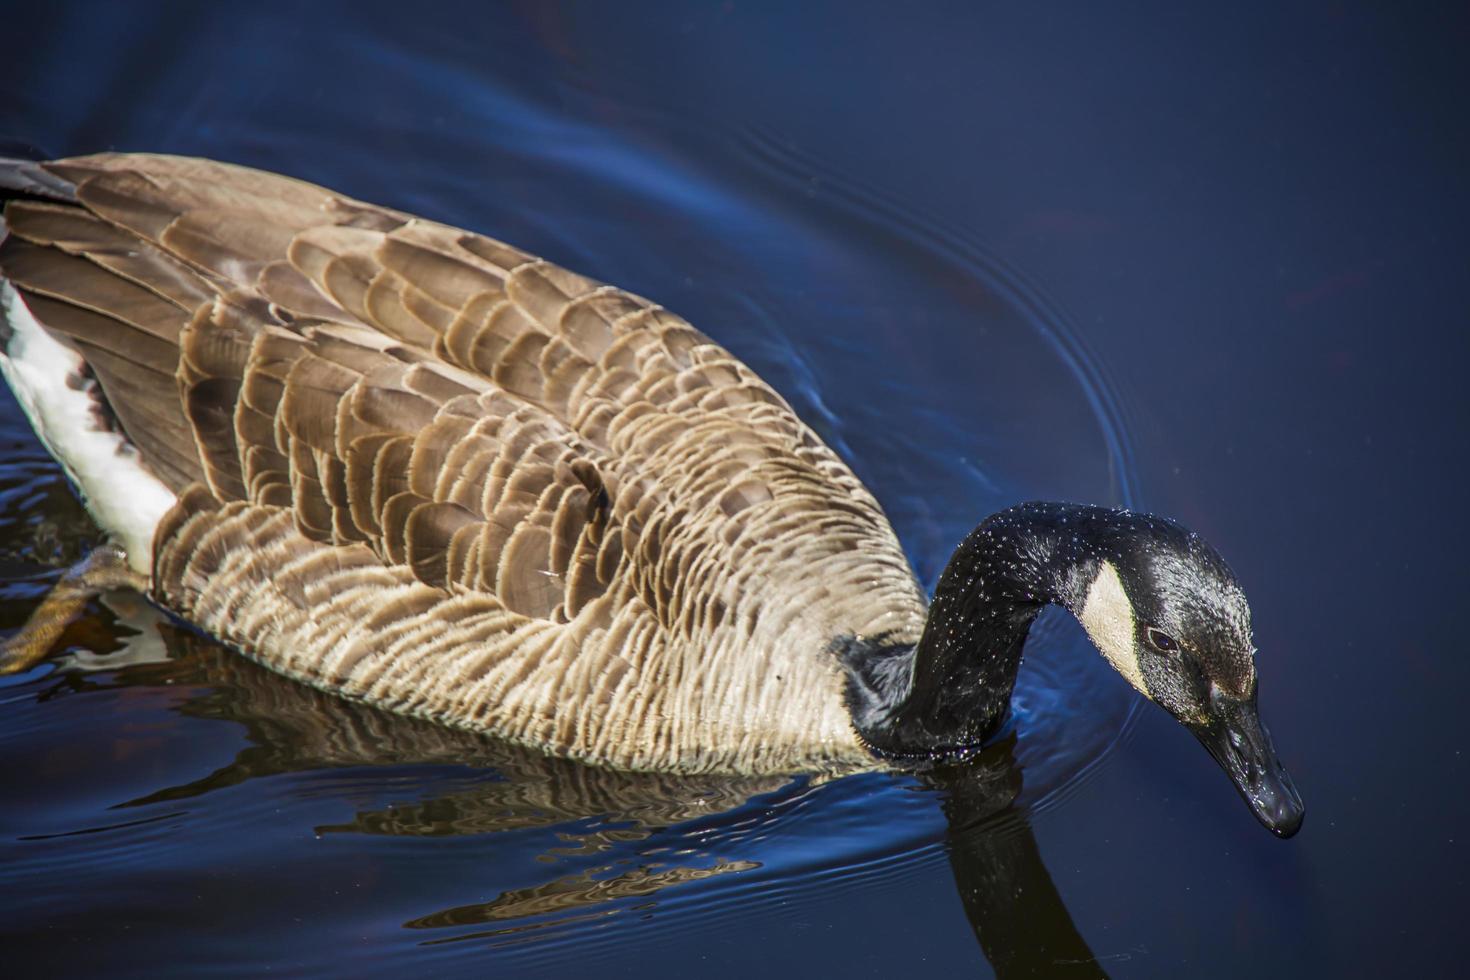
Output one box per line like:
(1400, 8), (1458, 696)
(0, 156), (185, 572)
(0, 156), (77, 203)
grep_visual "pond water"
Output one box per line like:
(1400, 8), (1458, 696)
(1, 3), (1467, 977)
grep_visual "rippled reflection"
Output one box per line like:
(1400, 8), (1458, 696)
(1, 600), (1108, 974)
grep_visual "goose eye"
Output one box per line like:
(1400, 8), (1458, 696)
(1146, 627), (1179, 653)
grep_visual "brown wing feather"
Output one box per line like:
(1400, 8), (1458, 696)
(0, 152), (926, 772)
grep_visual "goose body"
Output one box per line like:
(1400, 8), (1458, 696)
(0, 154), (1304, 834)
(0, 153), (923, 773)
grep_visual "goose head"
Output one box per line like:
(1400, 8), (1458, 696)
(863, 502), (1304, 839)
(1063, 508), (1306, 838)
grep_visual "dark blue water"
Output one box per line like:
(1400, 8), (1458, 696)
(1, 2), (1467, 976)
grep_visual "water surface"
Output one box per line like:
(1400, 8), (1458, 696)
(2, 3), (1467, 977)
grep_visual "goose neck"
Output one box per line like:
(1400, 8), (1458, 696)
(850, 504), (1097, 759)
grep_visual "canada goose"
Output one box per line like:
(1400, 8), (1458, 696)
(0, 153), (1302, 837)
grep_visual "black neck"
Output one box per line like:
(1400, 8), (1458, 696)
(845, 503), (1103, 760)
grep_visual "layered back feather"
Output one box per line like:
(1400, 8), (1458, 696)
(0, 153), (927, 773)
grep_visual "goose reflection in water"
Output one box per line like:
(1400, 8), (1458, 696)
(30, 597), (1111, 977)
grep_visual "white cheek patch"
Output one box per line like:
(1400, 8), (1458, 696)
(1079, 561), (1150, 697)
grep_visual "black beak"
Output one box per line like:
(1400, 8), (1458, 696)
(1188, 688), (1305, 838)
